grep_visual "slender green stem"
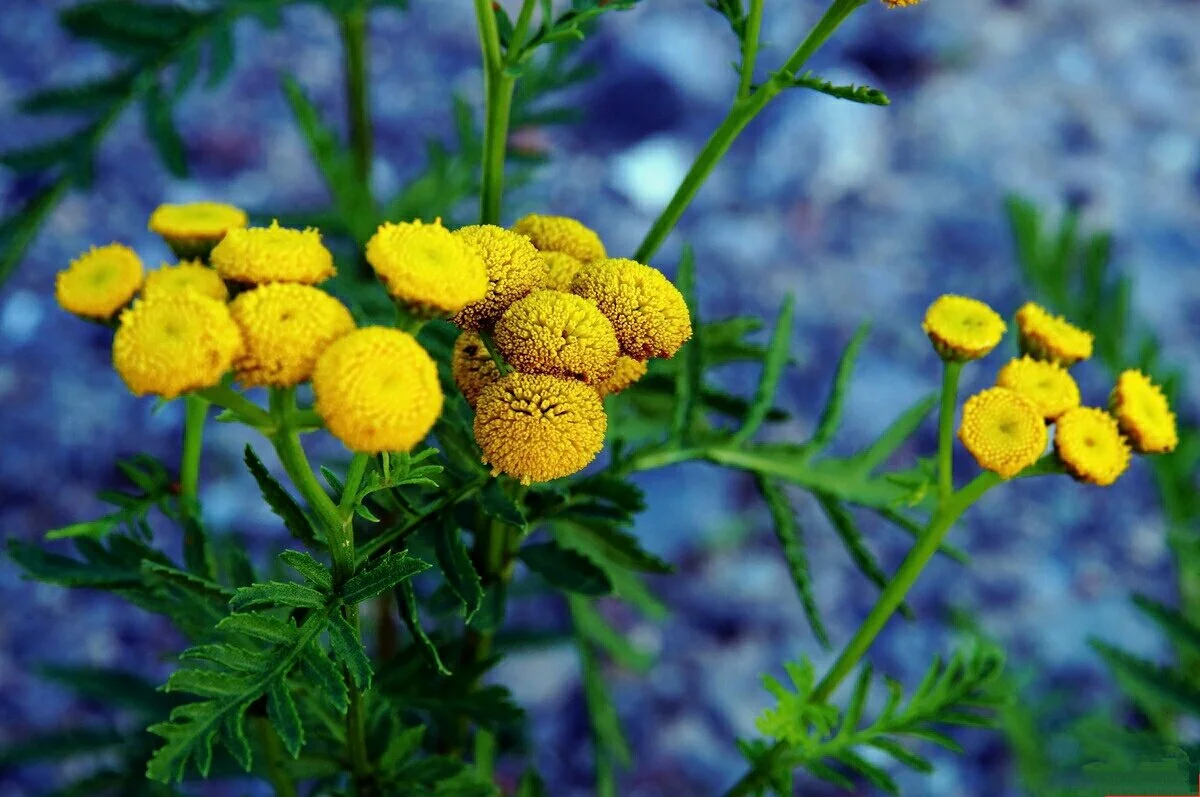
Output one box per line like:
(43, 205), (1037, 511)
(479, 329), (513, 376)
(340, 453), (371, 516)
(506, 0), (538, 60)
(255, 717), (299, 797)
(937, 359), (964, 503)
(634, 0), (867, 263)
(197, 384), (273, 428)
(736, 0), (765, 100)
(180, 395), (207, 506)
(356, 479), (487, 564)
(339, 7), (373, 188)
(474, 0), (516, 224)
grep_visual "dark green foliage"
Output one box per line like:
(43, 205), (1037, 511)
(435, 515), (485, 621)
(782, 71), (890, 105)
(732, 295), (794, 445)
(396, 578), (453, 675)
(342, 551), (431, 604)
(518, 541), (613, 596)
(754, 477), (829, 648)
(43, 454), (179, 542)
(245, 445), (322, 549)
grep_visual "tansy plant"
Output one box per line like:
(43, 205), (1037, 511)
(1, 1), (1185, 796)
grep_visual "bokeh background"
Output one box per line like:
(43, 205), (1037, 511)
(1, 0), (1198, 794)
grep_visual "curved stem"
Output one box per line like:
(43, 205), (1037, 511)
(506, 0), (538, 60)
(474, 0), (515, 224)
(180, 395), (207, 506)
(634, 0), (866, 263)
(937, 359), (964, 503)
(340, 453), (371, 516)
(197, 384), (273, 428)
(339, 7), (373, 188)
(736, 0), (765, 101)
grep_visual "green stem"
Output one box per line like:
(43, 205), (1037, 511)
(340, 453), (371, 516)
(180, 395), (207, 506)
(479, 329), (513, 376)
(736, 0), (765, 101)
(937, 359), (964, 503)
(339, 7), (373, 188)
(197, 384), (273, 428)
(256, 717), (299, 797)
(356, 479), (487, 564)
(474, 0), (516, 224)
(634, 0), (866, 263)
(506, 0), (538, 60)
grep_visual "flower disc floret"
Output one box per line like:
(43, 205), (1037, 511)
(570, 258), (692, 360)
(473, 373), (607, 484)
(921, 295), (1006, 362)
(142, 261), (229, 302)
(229, 283), (355, 388)
(995, 355), (1080, 421)
(881, 0), (921, 7)
(957, 387), (1047, 479)
(450, 225), (546, 329)
(1015, 302), (1093, 366)
(312, 327), (442, 453)
(148, 202), (247, 259)
(595, 356), (648, 398)
(112, 291), (243, 399)
(1109, 370), (1177, 454)
(452, 331), (501, 407)
(210, 220), (335, 285)
(56, 243), (145, 320)
(512, 214), (606, 263)
(542, 251), (584, 291)
(366, 219), (488, 316)
(494, 290), (619, 383)
(1054, 407), (1131, 486)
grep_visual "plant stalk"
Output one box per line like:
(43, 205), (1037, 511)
(474, 0), (516, 224)
(937, 359), (964, 503)
(339, 7), (374, 188)
(180, 395), (207, 506)
(736, 0), (765, 101)
(256, 716), (299, 797)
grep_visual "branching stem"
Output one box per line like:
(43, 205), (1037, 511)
(474, 0), (516, 224)
(937, 359), (964, 503)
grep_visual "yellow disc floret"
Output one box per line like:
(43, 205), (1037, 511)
(112, 292), (243, 399)
(312, 327), (443, 453)
(473, 372), (607, 484)
(881, 0), (921, 7)
(570, 258), (692, 360)
(56, 243), (145, 321)
(494, 290), (620, 383)
(148, 201), (247, 259)
(542, 251), (585, 291)
(210, 220), (335, 285)
(450, 224), (547, 330)
(228, 283), (356, 388)
(995, 355), (1080, 421)
(452, 331), (502, 407)
(957, 387), (1047, 479)
(365, 219), (488, 316)
(595, 356), (648, 398)
(1054, 407), (1131, 486)
(921, 295), (1006, 362)
(142, 261), (229, 302)
(1015, 302), (1093, 366)
(1109, 370), (1178, 454)
(512, 214), (607, 263)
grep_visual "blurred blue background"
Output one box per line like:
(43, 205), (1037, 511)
(1, 0), (1198, 794)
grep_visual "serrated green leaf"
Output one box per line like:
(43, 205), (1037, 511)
(328, 610), (373, 689)
(166, 669), (254, 700)
(1092, 640), (1200, 718)
(568, 596), (653, 672)
(479, 479), (526, 527)
(222, 709), (252, 771)
(205, 21), (236, 87)
(571, 608), (631, 767)
(854, 394), (937, 474)
(300, 642), (349, 713)
(786, 71), (890, 105)
(279, 550), (333, 592)
(755, 477), (829, 648)
(267, 678), (304, 758)
(807, 323), (870, 453)
(181, 644), (269, 674)
(519, 541), (612, 596)
(142, 81), (188, 177)
(7, 538), (138, 589)
(60, 1), (200, 51)
(379, 725), (426, 773)
(18, 71), (136, 114)
(563, 521), (672, 575)
(244, 445), (321, 549)
(733, 294), (794, 444)
(229, 581), (327, 611)
(342, 551), (432, 604)
(216, 613), (297, 645)
(435, 514), (484, 621)
(396, 579), (452, 675)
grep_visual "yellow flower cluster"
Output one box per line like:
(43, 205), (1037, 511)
(570, 258), (693, 360)
(927, 294), (1176, 486)
(450, 225), (546, 330)
(451, 331), (502, 408)
(366, 218), (488, 316)
(148, 201), (247, 260)
(229, 283), (355, 388)
(142, 261), (229, 302)
(513, 213), (607, 264)
(56, 244), (145, 321)
(211, 220), (335, 285)
(494, 290), (619, 383)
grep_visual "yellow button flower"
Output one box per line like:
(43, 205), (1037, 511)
(365, 219), (488, 316)
(112, 291), (243, 399)
(473, 372), (607, 484)
(452, 331), (501, 407)
(542, 251), (584, 291)
(56, 243), (145, 321)
(1109, 370), (1178, 454)
(142, 261), (229, 302)
(921, 295), (1006, 362)
(1015, 302), (1093, 366)
(148, 201), (248, 260)
(210, 220), (335, 285)
(228, 284), (355, 388)
(494, 290), (620, 383)
(881, 0), (921, 6)
(450, 224), (547, 330)
(512, 214), (607, 263)
(570, 258), (692, 360)
(995, 355), (1080, 421)
(595, 356), (648, 398)
(1054, 406), (1131, 486)
(957, 387), (1047, 479)
(312, 327), (443, 453)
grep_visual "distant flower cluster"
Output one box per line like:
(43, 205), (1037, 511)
(923, 295), (1177, 486)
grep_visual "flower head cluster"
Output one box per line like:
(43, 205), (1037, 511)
(995, 355), (1080, 421)
(570, 258), (692, 360)
(541, 251), (585, 291)
(56, 244), (145, 321)
(512, 214), (606, 263)
(366, 219), (488, 316)
(1109, 369), (1178, 454)
(211, 220), (335, 285)
(148, 202), (247, 260)
(229, 283), (355, 387)
(474, 373), (607, 485)
(494, 291), (619, 383)
(113, 291), (243, 399)
(450, 225), (546, 330)
(142, 261), (229, 302)
(595, 356), (649, 398)
(922, 295), (1006, 362)
(958, 387), (1047, 479)
(1054, 407), (1131, 486)
(1015, 302), (1093, 366)
(452, 331), (502, 407)
(313, 327), (443, 453)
